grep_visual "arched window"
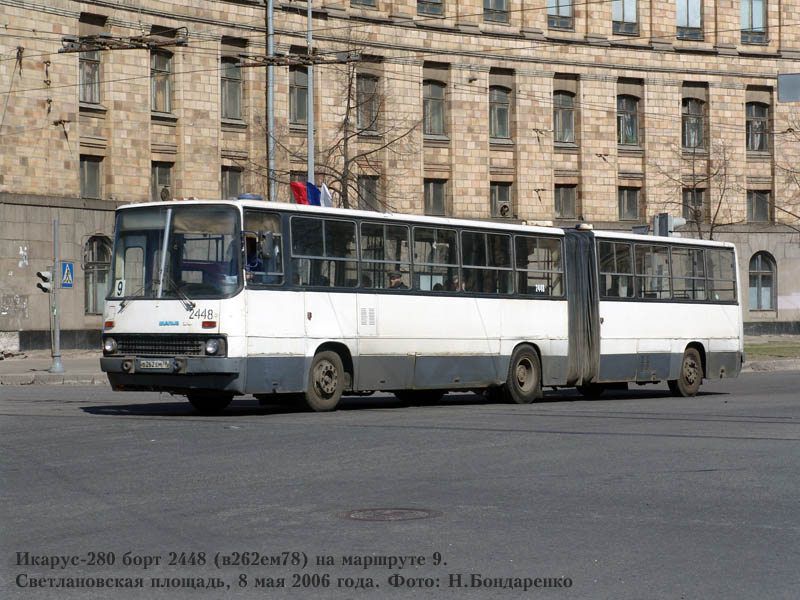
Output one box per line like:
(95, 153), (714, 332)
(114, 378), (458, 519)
(84, 235), (112, 314)
(749, 251), (776, 310)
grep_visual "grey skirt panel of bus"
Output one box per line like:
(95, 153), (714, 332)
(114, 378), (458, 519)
(564, 229), (600, 386)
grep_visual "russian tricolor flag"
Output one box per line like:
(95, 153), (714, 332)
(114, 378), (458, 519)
(290, 181), (323, 206)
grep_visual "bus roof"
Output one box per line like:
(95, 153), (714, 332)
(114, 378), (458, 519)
(116, 199), (735, 248)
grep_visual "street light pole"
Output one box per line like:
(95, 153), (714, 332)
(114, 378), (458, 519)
(307, 0), (314, 185)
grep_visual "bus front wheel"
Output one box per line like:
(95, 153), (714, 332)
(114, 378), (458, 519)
(305, 351), (344, 412)
(668, 348), (703, 397)
(504, 346), (542, 404)
(187, 391), (233, 414)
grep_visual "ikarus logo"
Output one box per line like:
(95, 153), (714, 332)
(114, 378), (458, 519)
(158, 321), (179, 327)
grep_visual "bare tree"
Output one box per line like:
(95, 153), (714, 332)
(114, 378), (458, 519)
(775, 111), (800, 223)
(650, 142), (739, 240)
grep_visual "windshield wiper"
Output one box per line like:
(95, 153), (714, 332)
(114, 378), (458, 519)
(161, 275), (196, 312)
(118, 281), (155, 312)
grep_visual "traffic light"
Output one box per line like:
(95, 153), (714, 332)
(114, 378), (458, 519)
(654, 214), (687, 238)
(668, 216), (687, 238)
(36, 270), (53, 293)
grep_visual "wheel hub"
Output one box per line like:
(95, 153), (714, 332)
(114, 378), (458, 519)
(314, 360), (338, 396)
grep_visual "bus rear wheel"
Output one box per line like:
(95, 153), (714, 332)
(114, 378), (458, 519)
(668, 348), (703, 397)
(187, 391), (233, 414)
(504, 345), (542, 404)
(305, 351), (344, 412)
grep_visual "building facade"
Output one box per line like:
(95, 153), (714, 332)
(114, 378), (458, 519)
(1, 0), (798, 350)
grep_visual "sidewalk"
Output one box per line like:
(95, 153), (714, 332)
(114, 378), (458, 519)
(1, 340), (798, 386)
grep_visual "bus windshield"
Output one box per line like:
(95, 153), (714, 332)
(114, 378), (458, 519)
(108, 204), (241, 300)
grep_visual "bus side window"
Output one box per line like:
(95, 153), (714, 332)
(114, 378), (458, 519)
(515, 235), (564, 297)
(244, 210), (284, 285)
(597, 241), (634, 298)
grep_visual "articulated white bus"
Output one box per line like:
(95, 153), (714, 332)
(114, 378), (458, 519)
(100, 199), (743, 413)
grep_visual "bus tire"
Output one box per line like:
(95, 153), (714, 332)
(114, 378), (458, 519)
(504, 345), (542, 404)
(305, 351), (344, 412)
(187, 392), (233, 414)
(668, 347), (703, 397)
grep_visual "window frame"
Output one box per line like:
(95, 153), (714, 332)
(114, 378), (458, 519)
(357, 74), (379, 133)
(80, 155), (102, 200)
(489, 86), (512, 140)
(222, 167), (242, 200)
(741, 0), (767, 43)
(79, 50), (101, 104)
(612, 0), (639, 34)
(617, 95), (639, 146)
(746, 190), (771, 222)
(676, 0), (704, 39)
(83, 235), (112, 314)
(418, 0), (443, 15)
(424, 179), (447, 216)
(553, 91), (576, 144)
(150, 50), (173, 114)
(547, 0), (574, 29)
(746, 101), (769, 152)
(289, 66), (308, 126)
(221, 57), (242, 121)
(423, 80), (447, 137)
(682, 188), (704, 222)
(681, 98), (706, 150)
(484, 0), (510, 23)
(618, 187), (639, 221)
(151, 161), (173, 202)
(554, 184), (577, 219)
(749, 251), (775, 310)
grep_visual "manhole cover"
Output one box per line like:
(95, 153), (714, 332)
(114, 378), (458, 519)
(344, 508), (441, 522)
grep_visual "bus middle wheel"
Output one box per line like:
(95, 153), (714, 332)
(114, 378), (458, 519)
(305, 350), (345, 412)
(504, 345), (543, 404)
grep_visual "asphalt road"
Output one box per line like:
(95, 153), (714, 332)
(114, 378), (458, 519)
(2, 373), (800, 599)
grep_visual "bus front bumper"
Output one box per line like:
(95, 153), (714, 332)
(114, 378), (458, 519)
(100, 356), (246, 393)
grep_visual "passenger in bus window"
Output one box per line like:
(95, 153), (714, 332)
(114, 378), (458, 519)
(388, 271), (408, 290)
(447, 275), (465, 292)
(245, 236), (264, 281)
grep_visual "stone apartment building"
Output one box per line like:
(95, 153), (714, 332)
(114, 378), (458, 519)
(0, 0), (798, 350)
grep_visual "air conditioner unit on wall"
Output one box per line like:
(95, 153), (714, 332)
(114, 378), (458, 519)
(492, 200), (512, 218)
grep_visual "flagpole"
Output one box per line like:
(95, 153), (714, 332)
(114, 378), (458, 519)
(307, 0), (314, 185)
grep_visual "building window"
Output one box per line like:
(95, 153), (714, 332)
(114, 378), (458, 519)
(554, 91), (575, 144)
(79, 50), (100, 104)
(423, 81), (446, 136)
(746, 102), (769, 151)
(352, 0), (377, 5)
(83, 235), (112, 315)
(222, 167), (242, 200)
(221, 58), (242, 120)
(489, 86), (511, 139)
(80, 156), (102, 199)
(612, 0), (638, 34)
(484, 0), (509, 22)
(617, 95), (639, 145)
(152, 162), (172, 202)
(357, 74), (379, 132)
(682, 188), (704, 221)
(749, 252), (775, 310)
(289, 67), (308, 126)
(548, 0), (574, 28)
(358, 175), (380, 211)
(555, 185), (577, 219)
(425, 179), (447, 216)
(419, 0), (443, 15)
(747, 190), (771, 222)
(677, 0), (703, 39)
(741, 0), (767, 43)
(150, 51), (172, 113)
(618, 187), (639, 220)
(682, 98), (705, 149)
(490, 182), (512, 218)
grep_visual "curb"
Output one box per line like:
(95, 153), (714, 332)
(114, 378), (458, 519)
(741, 359), (800, 373)
(1, 374), (109, 386)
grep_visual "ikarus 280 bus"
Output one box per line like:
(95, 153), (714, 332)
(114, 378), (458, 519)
(100, 198), (743, 413)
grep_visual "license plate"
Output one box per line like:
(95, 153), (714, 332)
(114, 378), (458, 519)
(139, 359), (171, 369)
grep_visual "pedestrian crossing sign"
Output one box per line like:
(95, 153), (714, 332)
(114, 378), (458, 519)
(61, 261), (74, 289)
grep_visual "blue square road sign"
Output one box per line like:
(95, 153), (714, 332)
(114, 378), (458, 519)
(61, 261), (74, 289)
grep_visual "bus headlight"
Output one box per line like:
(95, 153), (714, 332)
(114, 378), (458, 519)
(205, 339), (221, 356)
(103, 337), (117, 354)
